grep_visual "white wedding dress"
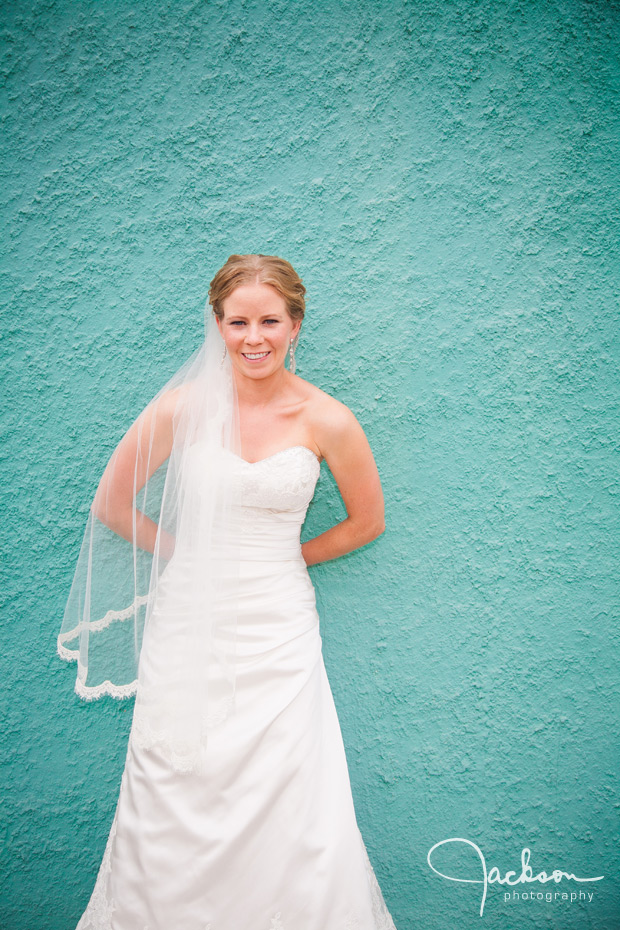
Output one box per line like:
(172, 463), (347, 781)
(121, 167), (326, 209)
(76, 445), (397, 930)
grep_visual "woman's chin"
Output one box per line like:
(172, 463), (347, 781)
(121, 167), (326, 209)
(234, 353), (285, 377)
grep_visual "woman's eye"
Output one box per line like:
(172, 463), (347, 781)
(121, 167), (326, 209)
(264, 319), (279, 325)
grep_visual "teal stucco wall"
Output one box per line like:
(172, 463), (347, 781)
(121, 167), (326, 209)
(1, 1), (618, 928)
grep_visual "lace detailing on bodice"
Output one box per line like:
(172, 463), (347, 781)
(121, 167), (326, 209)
(179, 444), (321, 562)
(227, 446), (321, 561)
(229, 445), (321, 513)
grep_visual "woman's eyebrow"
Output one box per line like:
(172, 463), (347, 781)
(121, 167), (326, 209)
(228, 312), (284, 319)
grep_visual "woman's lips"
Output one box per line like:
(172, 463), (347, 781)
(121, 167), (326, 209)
(242, 351), (270, 362)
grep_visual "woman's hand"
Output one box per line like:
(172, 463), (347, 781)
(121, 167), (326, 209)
(301, 398), (385, 567)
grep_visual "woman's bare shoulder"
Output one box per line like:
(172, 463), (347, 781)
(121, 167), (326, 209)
(294, 375), (359, 435)
(294, 376), (376, 470)
(149, 382), (194, 422)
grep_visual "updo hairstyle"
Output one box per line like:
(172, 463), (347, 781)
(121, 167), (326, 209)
(209, 254), (306, 324)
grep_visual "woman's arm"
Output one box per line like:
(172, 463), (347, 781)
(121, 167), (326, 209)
(301, 399), (385, 567)
(90, 388), (181, 560)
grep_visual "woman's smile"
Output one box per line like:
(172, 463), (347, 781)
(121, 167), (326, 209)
(242, 350), (271, 362)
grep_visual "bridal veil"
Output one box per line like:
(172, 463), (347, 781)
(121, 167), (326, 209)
(58, 308), (242, 775)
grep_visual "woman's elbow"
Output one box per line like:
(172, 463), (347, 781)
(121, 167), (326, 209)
(91, 499), (115, 529)
(359, 517), (385, 545)
(372, 518), (386, 540)
(90, 495), (129, 531)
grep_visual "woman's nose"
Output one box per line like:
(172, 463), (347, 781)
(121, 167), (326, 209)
(245, 325), (263, 344)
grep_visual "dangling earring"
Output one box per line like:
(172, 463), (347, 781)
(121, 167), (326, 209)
(221, 344), (227, 366)
(288, 336), (296, 375)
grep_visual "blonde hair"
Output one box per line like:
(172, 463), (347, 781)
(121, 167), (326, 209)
(209, 254), (306, 323)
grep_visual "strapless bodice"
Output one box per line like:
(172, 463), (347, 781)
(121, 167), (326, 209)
(178, 443), (321, 562)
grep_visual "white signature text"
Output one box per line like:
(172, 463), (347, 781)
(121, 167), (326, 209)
(427, 837), (604, 916)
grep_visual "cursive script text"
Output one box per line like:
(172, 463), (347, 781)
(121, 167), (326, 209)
(427, 837), (604, 917)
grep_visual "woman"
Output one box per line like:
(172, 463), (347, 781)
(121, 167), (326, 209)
(59, 254), (397, 930)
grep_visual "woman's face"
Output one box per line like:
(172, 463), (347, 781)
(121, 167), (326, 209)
(217, 283), (301, 381)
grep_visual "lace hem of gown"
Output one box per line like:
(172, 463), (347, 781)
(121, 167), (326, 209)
(76, 817), (396, 930)
(359, 833), (398, 930)
(76, 813), (118, 930)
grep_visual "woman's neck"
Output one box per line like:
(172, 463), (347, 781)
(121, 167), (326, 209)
(232, 366), (290, 409)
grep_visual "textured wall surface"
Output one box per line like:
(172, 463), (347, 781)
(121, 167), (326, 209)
(1, 1), (619, 928)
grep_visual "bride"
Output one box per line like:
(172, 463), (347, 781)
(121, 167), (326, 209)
(58, 254), (397, 930)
